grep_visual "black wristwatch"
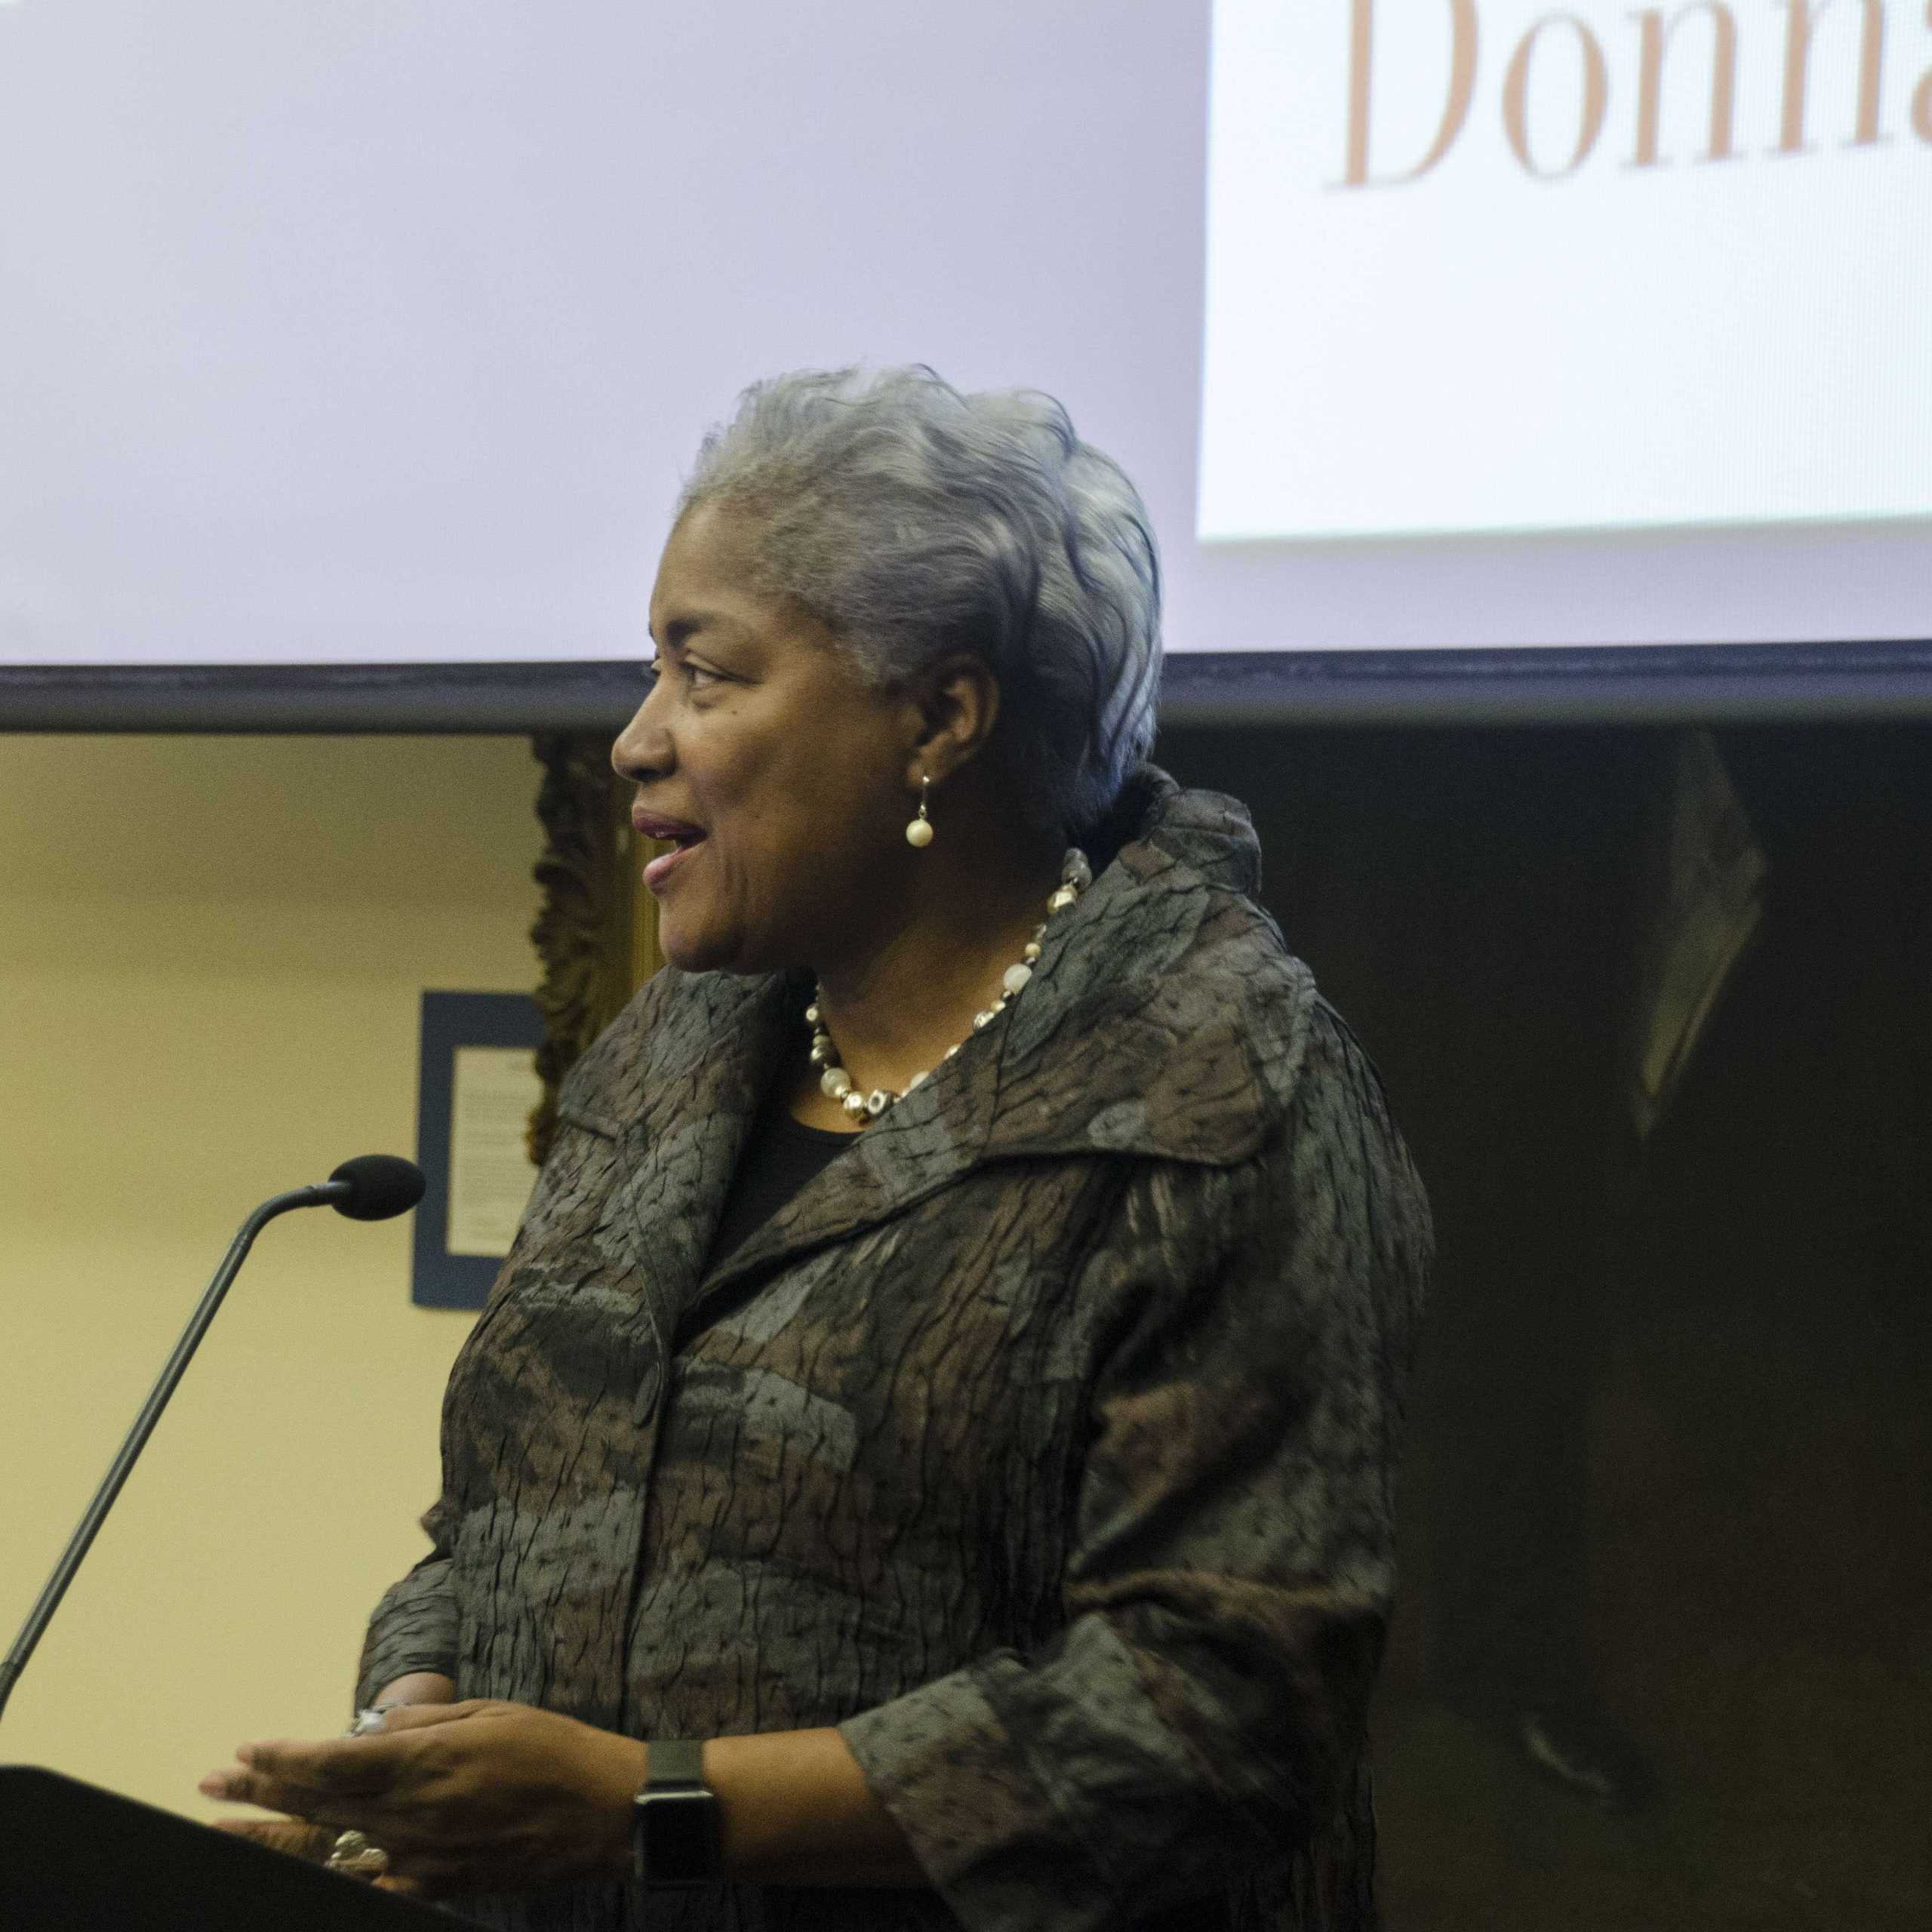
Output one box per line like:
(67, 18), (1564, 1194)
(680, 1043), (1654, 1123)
(632, 1737), (721, 1887)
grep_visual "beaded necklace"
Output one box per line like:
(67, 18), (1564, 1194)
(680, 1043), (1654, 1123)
(806, 848), (1093, 1124)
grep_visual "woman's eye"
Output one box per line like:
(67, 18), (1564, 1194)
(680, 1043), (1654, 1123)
(641, 653), (728, 695)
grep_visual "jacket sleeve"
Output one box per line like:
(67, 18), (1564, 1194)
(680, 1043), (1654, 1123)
(839, 1001), (1432, 1930)
(355, 1498), (460, 1708)
(352, 979), (673, 1714)
(350, 1146), (587, 1709)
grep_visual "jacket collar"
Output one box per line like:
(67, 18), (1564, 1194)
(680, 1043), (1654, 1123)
(598, 768), (1294, 1317)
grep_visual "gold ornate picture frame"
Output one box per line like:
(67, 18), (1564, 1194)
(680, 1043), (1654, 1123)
(526, 731), (665, 1166)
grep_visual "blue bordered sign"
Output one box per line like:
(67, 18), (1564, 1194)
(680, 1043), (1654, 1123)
(413, 991), (546, 1310)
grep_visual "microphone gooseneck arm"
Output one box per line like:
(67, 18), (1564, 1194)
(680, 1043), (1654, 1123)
(0, 1183), (343, 1723)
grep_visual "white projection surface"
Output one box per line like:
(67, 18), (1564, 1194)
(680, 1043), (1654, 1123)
(1202, 0), (1932, 542)
(2, 0), (1930, 674)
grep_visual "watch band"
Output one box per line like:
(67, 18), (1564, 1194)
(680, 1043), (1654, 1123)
(632, 1737), (720, 1887)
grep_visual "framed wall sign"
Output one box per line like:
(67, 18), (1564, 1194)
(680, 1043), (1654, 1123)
(412, 990), (546, 1311)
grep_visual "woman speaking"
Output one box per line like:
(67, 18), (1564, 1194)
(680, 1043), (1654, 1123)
(203, 367), (1432, 1931)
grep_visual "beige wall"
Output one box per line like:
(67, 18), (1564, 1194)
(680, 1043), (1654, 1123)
(0, 733), (544, 1817)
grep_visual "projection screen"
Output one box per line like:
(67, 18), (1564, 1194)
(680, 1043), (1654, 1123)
(2, 0), (1929, 725)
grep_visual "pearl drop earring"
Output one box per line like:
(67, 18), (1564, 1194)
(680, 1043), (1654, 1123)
(905, 774), (934, 848)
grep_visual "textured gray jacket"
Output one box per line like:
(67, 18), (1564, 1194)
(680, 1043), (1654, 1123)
(359, 771), (1432, 1932)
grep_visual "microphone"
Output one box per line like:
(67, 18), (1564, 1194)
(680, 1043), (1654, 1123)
(0, 1156), (426, 1722)
(321, 1153), (430, 1222)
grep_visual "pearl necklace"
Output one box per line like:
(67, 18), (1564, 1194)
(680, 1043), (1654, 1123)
(808, 848), (1093, 1124)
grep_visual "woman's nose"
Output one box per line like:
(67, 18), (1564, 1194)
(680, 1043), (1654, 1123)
(611, 679), (670, 783)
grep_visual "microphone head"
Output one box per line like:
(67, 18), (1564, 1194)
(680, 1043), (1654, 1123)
(327, 1155), (427, 1222)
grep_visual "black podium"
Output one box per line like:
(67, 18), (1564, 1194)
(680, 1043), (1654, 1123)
(0, 1766), (449, 1928)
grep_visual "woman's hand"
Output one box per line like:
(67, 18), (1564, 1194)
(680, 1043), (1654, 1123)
(199, 1673), (462, 1880)
(199, 1700), (646, 1900)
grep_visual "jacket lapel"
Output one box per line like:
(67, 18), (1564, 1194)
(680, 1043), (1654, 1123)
(687, 1001), (1004, 1310)
(680, 774), (1291, 1315)
(602, 969), (789, 1326)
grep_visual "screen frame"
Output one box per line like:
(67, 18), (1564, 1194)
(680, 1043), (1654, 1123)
(5, 643), (1931, 734)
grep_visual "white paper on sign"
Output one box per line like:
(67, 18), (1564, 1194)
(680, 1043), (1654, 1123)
(447, 1047), (542, 1260)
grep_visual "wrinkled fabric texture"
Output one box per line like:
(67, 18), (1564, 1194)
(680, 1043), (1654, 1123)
(359, 771), (1432, 1932)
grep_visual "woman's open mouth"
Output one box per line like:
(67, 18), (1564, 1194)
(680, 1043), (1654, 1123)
(633, 811), (707, 894)
(642, 837), (703, 893)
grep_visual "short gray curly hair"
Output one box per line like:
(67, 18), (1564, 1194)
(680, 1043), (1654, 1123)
(677, 366), (1161, 839)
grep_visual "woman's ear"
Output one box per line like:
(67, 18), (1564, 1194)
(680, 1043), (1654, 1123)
(901, 654), (1001, 788)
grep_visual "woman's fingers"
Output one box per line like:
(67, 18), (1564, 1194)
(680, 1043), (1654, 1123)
(199, 1715), (491, 1873)
(215, 1697), (487, 1803)
(198, 1764), (275, 1807)
(201, 1699), (642, 1896)
(213, 1814), (438, 1897)
(199, 1740), (402, 1829)
(375, 1872), (438, 1900)
(234, 1733), (405, 1796)
(211, 1817), (339, 1863)
(199, 1763), (364, 1829)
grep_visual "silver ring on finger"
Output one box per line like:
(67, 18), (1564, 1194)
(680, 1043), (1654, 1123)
(325, 1828), (390, 1880)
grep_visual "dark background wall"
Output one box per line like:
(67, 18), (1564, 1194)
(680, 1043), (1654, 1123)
(1153, 720), (1932, 1930)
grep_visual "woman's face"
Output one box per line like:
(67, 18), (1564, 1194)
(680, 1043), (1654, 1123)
(613, 501), (916, 977)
